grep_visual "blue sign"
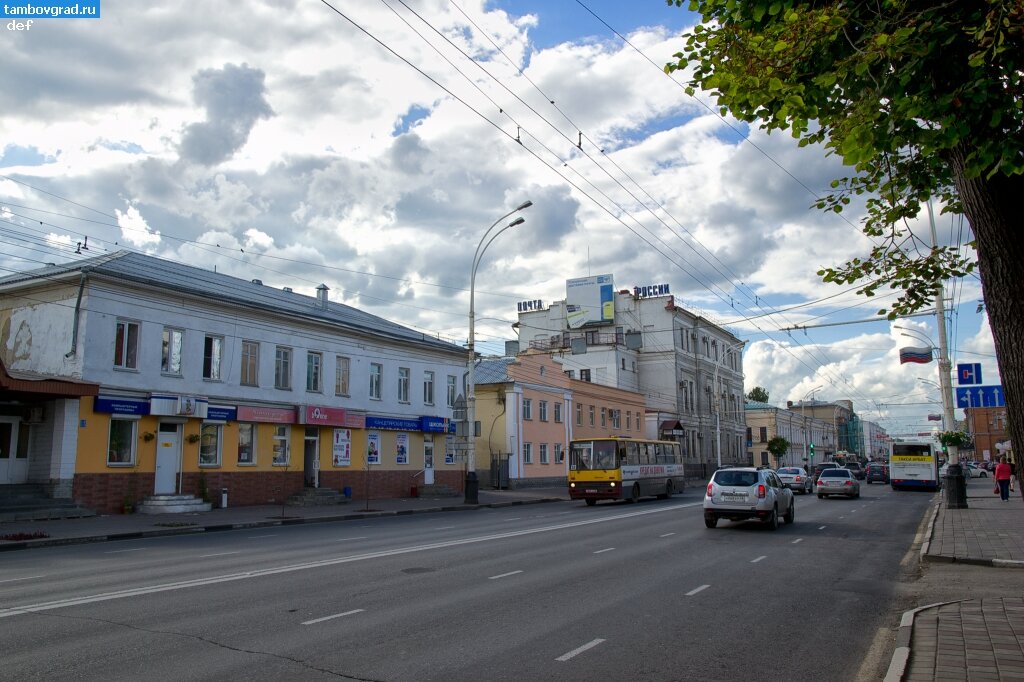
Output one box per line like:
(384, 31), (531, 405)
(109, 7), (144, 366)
(94, 396), (149, 415)
(365, 416), (422, 431)
(957, 363), (983, 385)
(207, 406), (238, 422)
(955, 385), (1005, 408)
(420, 416), (455, 433)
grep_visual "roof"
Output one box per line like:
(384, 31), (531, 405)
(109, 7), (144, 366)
(475, 357), (515, 384)
(744, 400), (775, 411)
(0, 251), (464, 356)
(0, 358), (99, 397)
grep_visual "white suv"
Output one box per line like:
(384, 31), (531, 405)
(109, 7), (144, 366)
(703, 467), (795, 530)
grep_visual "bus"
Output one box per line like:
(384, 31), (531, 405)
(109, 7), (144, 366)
(568, 437), (686, 506)
(890, 439), (941, 491)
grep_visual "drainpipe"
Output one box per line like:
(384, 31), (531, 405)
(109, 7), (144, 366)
(65, 270), (89, 358)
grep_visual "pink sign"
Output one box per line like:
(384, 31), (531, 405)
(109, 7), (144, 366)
(302, 405), (347, 426)
(237, 405), (296, 424)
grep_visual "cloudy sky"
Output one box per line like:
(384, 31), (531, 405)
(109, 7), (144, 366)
(0, 0), (993, 439)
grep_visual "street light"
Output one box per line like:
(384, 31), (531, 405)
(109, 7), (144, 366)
(801, 385), (823, 466)
(713, 340), (745, 469)
(465, 200), (532, 504)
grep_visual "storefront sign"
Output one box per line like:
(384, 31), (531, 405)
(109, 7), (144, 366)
(366, 416), (421, 431)
(420, 416), (455, 433)
(237, 405), (296, 424)
(94, 396), (149, 416)
(300, 405), (347, 426)
(633, 283), (671, 299)
(207, 405), (237, 422)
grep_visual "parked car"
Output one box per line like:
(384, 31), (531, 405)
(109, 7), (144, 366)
(865, 463), (890, 484)
(844, 461), (866, 480)
(776, 467), (814, 494)
(965, 462), (988, 478)
(703, 467), (795, 530)
(817, 467), (861, 499)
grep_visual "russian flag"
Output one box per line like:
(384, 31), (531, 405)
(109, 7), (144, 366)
(899, 346), (933, 364)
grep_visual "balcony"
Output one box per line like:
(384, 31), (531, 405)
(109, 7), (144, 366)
(528, 331), (624, 351)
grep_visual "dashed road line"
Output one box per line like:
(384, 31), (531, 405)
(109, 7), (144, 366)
(556, 638), (606, 662)
(489, 570), (523, 580)
(751, 556), (767, 563)
(0, 575), (46, 584)
(791, 538), (803, 544)
(335, 536), (368, 541)
(247, 534), (278, 539)
(198, 551), (241, 558)
(433, 526), (456, 531)
(686, 585), (710, 596)
(659, 532), (676, 538)
(819, 525), (827, 530)
(302, 609), (364, 625)
(104, 548), (146, 554)
(593, 547), (615, 554)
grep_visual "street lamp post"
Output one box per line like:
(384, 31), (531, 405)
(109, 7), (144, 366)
(465, 200), (532, 504)
(801, 386), (823, 467)
(713, 340), (745, 469)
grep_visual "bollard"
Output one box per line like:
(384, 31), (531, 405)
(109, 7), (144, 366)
(221, 487), (228, 508)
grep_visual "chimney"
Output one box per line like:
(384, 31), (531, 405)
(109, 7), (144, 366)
(316, 283), (329, 309)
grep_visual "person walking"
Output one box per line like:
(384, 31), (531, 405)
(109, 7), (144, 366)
(994, 455), (1013, 501)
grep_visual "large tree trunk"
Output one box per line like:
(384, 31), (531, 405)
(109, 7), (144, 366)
(950, 144), (1024, 493)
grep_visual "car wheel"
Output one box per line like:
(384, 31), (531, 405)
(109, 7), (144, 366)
(783, 500), (795, 524)
(585, 498), (597, 507)
(658, 480), (674, 500)
(704, 515), (718, 529)
(980, 472), (987, 478)
(767, 507), (779, 530)
(630, 483), (640, 503)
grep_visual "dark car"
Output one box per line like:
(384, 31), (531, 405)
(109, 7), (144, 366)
(844, 461), (866, 480)
(811, 462), (834, 484)
(865, 463), (890, 484)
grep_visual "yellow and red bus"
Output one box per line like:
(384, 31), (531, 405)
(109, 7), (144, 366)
(568, 437), (685, 506)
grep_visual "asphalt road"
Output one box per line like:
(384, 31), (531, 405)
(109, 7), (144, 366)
(1, 483), (934, 681)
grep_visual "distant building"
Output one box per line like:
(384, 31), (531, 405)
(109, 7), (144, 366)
(964, 406), (1010, 464)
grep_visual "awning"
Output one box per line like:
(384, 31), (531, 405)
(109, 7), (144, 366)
(659, 420), (684, 435)
(0, 357), (99, 398)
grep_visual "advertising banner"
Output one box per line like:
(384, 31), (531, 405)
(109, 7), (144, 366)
(332, 429), (351, 467)
(367, 432), (381, 465)
(565, 274), (614, 328)
(396, 432), (409, 464)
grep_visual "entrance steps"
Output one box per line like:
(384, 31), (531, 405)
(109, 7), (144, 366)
(0, 484), (96, 522)
(136, 494), (212, 514)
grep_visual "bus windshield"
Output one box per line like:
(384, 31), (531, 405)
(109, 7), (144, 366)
(571, 440), (618, 470)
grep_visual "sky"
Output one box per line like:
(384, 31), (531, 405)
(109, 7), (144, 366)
(0, 0), (995, 441)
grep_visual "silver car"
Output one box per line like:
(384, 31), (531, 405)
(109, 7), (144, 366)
(816, 467), (861, 499)
(703, 467), (795, 530)
(777, 467), (813, 494)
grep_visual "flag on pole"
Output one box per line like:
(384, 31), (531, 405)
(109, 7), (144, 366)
(899, 346), (933, 364)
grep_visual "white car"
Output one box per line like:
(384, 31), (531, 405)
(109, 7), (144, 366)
(703, 467), (795, 530)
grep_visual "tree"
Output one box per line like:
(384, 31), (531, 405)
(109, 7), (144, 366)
(747, 386), (770, 403)
(767, 436), (790, 466)
(667, 1), (1024, 477)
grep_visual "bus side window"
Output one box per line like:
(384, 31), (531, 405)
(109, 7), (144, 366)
(625, 442), (640, 466)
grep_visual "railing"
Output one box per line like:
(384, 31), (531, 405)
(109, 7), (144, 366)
(528, 332), (625, 351)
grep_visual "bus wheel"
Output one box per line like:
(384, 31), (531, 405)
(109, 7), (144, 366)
(585, 498), (597, 507)
(630, 484), (640, 503)
(658, 481), (674, 499)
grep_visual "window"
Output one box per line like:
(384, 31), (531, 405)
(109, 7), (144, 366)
(398, 367), (410, 403)
(238, 423), (256, 464)
(106, 419), (136, 465)
(306, 351), (323, 392)
(114, 319), (139, 370)
(199, 424), (222, 466)
(627, 411), (632, 431)
(369, 363), (382, 400)
(241, 341), (259, 386)
(523, 442), (533, 465)
(272, 425), (290, 465)
(539, 400), (548, 422)
(601, 407), (607, 427)
(447, 375), (457, 407)
(161, 328), (183, 375)
(203, 335), (223, 380)
(576, 403), (582, 426)
(335, 356), (350, 396)
(611, 409), (621, 429)
(423, 371), (435, 405)
(555, 443), (564, 464)
(759, 426), (768, 442)
(589, 406), (595, 426)
(540, 443), (549, 464)
(554, 402), (562, 423)
(580, 368), (591, 382)
(275, 346), (292, 389)
(523, 398), (533, 420)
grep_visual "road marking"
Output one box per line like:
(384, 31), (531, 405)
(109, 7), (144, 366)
(489, 570), (523, 580)
(819, 525), (827, 530)
(0, 575), (46, 584)
(104, 548), (146, 554)
(506, 517), (522, 521)
(686, 585), (710, 596)
(556, 638), (606, 661)
(839, 516), (845, 519)
(593, 547), (615, 554)
(335, 536), (368, 541)
(247, 534), (278, 539)
(433, 526), (456, 531)
(751, 556), (767, 563)
(198, 551), (241, 558)
(302, 609), (364, 625)
(0, 501), (702, 619)
(791, 538), (803, 544)
(659, 532), (676, 537)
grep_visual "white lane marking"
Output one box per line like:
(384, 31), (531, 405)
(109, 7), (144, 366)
(505, 517), (522, 521)
(0, 575), (46, 584)
(198, 552), (241, 558)
(335, 536), (368, 541)
(104, 548), (146, 554)
(593, 547), (615, 554)
(0, 501), (702, 619)
(851, 510), (857, 513)
(818, 525), (827, 530)
(302, 609), (364, 625)
(686, 585), (710, 596)
(660, 532), (676, 538)
(556, 638), (606, 662)
(839, 516), (845, 519)
(433, 526), (456, 531)
(791, 538), (803, 544)
(247, 534), (278, 539)
(489, 570), (523, 580)
(751, 556), (767, 563)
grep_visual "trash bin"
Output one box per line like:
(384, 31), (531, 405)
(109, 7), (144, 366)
(410, 485), (419, 498)
(221, 488), (228, 508)
(342, 486), (352, 499)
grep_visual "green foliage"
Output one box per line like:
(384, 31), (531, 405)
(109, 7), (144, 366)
(767, 436), (790, 459)
(747, 386), (770, 403)
(665, 0), (1022, 319)
(938, 430), (970, 448)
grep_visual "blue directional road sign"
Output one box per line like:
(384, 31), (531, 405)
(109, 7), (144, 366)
(957, 363), (983, 385)
(955, 385), (1005, 408)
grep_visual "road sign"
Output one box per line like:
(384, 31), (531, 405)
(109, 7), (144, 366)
(957, 363), (983, 385)
(955, 385), (1005, 408)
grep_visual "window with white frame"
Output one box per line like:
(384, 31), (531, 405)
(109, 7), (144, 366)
(199, 423), (222, 466)
(106, 418), (136, 465)
(203, 335), (223, 380)
(576, 403), (582, 425)
(369, 363), (382, 400)
(398, 367), (410, 403)
(555, 443), (564, 463)
(523, 398), (533, 420)
(554, 401), (562, 423)
(272, 425), (290, 465)
(626, 411), (632, 431)
(447, 375), (456, 407)
(241, 341), (259, 386)
(335, 355), (350, 396)
(423, 371), (434, 405)
(161, 327), (183, 375)
(275, 346), (292, 390)
(522, 442), (533, 464)
(306, 351), (323, 393)
(589, 406), (595, 426)
(540, 443), (549, 464)
(238, 423), (256, 464)
(600, 407), (607, 427)
(539, 400), (548, 422)
(114, 319), (140, 370)
(612, 409), (621, 429)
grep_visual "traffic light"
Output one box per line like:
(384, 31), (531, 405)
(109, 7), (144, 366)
(809, 443), (815, 459)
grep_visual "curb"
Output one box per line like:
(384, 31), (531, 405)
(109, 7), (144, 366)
(0, 497), (561, 553)
(883, 600), (958, 682)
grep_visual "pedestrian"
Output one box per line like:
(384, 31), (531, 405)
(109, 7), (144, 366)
(994, 455), (1012, 501)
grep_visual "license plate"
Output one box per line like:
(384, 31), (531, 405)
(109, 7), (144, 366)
(826, 481), (840, 486)
(724, 493), (746, 501)
(586, 489), (598, 493)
